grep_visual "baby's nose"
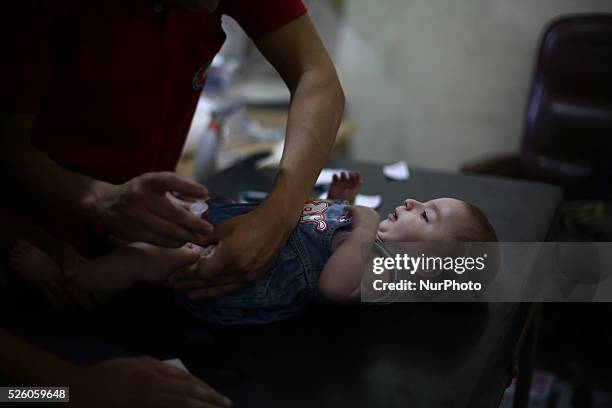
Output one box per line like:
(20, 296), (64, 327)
(404, 199), (415, 210)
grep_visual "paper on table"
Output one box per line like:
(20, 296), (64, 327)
(163, 358), (189, 373)
(383, 161), (410, 181)
(355, 194), (382, 209)
(315, 168), (347, 187)
(319, 192), (382, 209)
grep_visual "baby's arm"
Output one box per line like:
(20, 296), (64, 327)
(319, 206), (379, 303)
(327, 171), (362, 202)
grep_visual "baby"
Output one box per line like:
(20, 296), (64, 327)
(10, 172), (497, 324)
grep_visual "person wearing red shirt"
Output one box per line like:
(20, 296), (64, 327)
(1, 0), (345, 302)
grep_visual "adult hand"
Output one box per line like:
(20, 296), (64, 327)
(68, 357), (232, 408)
(94, 172), (213, 248)
(11, 239), (106, 311)
(170, 204), (290, 299)
(41, 240), (106, 311)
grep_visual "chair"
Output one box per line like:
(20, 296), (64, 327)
(463, 14), (612, 199)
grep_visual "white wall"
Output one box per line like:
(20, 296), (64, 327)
(308, 0), (612, 171)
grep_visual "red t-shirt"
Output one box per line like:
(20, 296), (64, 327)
(3, 0), (306, 184)
(1, 0), (306, 247)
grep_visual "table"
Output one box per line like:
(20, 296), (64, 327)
(188, 154), (562, 407)
(1, 154), (562, 407)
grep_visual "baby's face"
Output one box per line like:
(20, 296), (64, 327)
(377, 198), (470, 242)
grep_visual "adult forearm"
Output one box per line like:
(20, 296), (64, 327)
(4, 142), (107, 221)
(0, 113), (104, 222)
(0, 329), (75, 385)
(266, 69), (345, 227)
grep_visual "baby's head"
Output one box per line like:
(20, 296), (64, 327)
(377, 198), (497, 242)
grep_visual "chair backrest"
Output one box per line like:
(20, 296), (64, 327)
(521, 14), (612, 186)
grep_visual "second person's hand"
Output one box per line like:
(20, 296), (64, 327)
(170, 203), (291, 299)
(90, 172), (213, 248)
(67, 357), (232, 408)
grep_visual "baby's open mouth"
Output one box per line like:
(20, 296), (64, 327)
(387, 209), (398, 221)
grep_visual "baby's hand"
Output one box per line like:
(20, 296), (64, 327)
(328, 171), (363, 202)
(347, 205), (380, 232)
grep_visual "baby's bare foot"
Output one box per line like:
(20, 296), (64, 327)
(9, 240), (62, 286)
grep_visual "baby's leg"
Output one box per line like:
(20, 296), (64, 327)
(74, 242), (203, 293)
(10, 240), (203, 294)
(10, 240), (62, 286)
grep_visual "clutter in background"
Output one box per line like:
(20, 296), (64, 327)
(383, 161), (410, 181)
(557, 201), (612, 241)
(318, 191), (382, 209)
(499, 371), (555, 408)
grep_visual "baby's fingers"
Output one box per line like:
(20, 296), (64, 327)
(347, 171), (361, 184)
(354, 171), (363, 184)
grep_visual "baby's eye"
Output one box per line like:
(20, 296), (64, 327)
(421, 210), (429, 222)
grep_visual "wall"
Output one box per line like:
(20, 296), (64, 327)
(307, 0), (612, 171)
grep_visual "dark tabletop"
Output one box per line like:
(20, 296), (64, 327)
(0, 154), (562, 408)
(196, 154), (562, 408)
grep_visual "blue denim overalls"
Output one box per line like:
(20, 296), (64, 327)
(179, 199), (352, 325)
